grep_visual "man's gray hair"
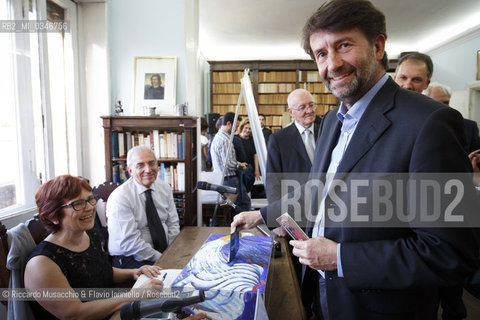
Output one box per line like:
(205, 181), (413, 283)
(127, 145), (156, 167)
(425, 82), (452, 98)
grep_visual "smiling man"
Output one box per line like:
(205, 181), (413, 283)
(394, 52), (433, 93)
(107, 146), (179, 269)
(232, 0), (478, 319)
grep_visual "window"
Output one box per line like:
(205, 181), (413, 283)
(0, 0), (79, 217)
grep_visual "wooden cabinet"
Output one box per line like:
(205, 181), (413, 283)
(210, 60), (339, 131)
(101, 116), (198, 226)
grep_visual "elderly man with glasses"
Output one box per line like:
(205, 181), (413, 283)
(107, 146), (180, 269)
(264, 88), (320, 292)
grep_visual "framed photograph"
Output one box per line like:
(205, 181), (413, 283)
(133, 56), (177, 115)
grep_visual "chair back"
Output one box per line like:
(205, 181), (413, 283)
(0, 221), (9, 291)
(0, 215), (48, 306)
(91, 182), (119, 254)
(92, 182), (120, 202)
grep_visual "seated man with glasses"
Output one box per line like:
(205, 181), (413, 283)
(107, 146), (180, 269)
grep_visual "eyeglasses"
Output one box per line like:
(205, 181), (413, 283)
(290, 103), (317, 112)
(60, 195), (97, 211)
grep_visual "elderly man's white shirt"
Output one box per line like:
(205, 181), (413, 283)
(106, 177), (180, 262)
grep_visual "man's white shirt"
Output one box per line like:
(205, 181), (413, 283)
(106, 177), (180, 262)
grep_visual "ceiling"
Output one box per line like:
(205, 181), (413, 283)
(199, 0), (480, 61)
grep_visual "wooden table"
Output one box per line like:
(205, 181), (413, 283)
(155, 226), (307, 320)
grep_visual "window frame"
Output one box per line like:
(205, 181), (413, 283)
(0, 0), (81, 219)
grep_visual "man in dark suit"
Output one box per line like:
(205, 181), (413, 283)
(258, 114), (273, 145)
(265, 88), (319, 299)
(266, 88), (319, 203)
(395, 53), (480, 154)
(232, 0), (479, 319)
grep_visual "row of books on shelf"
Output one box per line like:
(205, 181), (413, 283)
(212, 93), (336, 108)
(300, 82), (330, 93)
(257, 83), (296, 93)
(265, 115), (285, 126)
(212, 94), (244, 105)
(257, 93), (290, 104)
(298, 70), (321, 82)
(211, 105), (247, 115)
(113, 163), (186, 192)
(259, 93), (336, 105)
(173, 193), (185, 222)
(112, 130), (186, 159)
(258, 71), (296, 82)
(160, 162), (185, 192)
(212, 71), (244, 83)
(257, 105), (287, 114)
(112, 164), (130, 184)
(312, 94), (339, 105)
(212, 82), (242, 93)
(212, 70), (322, 85)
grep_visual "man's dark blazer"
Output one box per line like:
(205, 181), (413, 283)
(265, 122), (319, 203)
(262, 127), (273, 145)
(261, 77), (479, 319)
(464, 118), (480, 152)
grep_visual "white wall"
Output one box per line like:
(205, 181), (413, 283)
(428, 31), (480, 118)
(429, 33), (480, 91)
(108, 0), (187, 116)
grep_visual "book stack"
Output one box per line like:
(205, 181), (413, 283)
(159, 162), (185, 192)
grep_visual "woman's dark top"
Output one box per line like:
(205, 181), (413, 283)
(240, 136), (256, 167)
(27, 229), (114, 320)
(233, 134), (248, 163)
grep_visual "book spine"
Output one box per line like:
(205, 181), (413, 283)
(118, 132), (126, 158)
(160, 163), (165, 181)
(160, 134), (166, 158)
(177, 162), (185, 192)
(112, 165), (120, 183)
(125, 132), (132, 152)
(153, 129), (160, 158)
(112, 132), (119, 158)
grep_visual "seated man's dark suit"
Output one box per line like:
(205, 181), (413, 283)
(261, 78), (479, 319)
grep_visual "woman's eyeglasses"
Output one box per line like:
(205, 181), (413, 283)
(60, 195), (97, 211)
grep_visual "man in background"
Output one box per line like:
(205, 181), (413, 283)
(232, 0), (478, 318)
(210, 112), (250, 212)
(107, 146), (180, 268)
(265, 88), (319, 303)
(258, 113), (272, 145)
(266, 88), (319, 203)
(394, 52), (432, 93)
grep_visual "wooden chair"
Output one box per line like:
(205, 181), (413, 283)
(91, 182), (119, 253)
(0, 215), (48, 307)
(92, 181), (120, 202)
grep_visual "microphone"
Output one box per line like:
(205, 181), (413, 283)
(120, 290), (205, 320)
(196, 181), (237, 195)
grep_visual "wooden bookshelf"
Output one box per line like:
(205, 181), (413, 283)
(209, 60), (339, 131)
(101, 116), (198, 226)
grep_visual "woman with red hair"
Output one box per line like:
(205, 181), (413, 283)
(24, 175), (165, 319)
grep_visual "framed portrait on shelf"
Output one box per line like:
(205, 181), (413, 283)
(133, 56), (177, 115)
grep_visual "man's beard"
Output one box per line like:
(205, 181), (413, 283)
(325, 51), (378, 103)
